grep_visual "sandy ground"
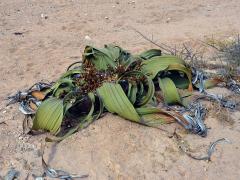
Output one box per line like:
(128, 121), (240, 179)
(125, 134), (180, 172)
(1, 0), (240, 179)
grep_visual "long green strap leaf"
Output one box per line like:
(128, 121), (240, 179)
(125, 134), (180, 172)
(60, 69), (82, 79)
(118, 71), (155, 106)
(129, 84), (138, 104)
(194, 77), (223, 90)
(83, 45), (120, 70)
(136, 107), (175, 126)
(97, 83), (140, 122)
(167, 63), (193, 90)
(136, 107), (191, 129)
(139, 49), (162, 60)
(46, 92), (104, 142)
(32, 97), (63, 135)
(158, 77), (181, 105)
(141, 55), (185, 79)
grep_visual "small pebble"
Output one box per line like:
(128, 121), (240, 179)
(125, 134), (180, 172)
(2, 110), (6, 114)
(18, 136), (23, 140)
(40, 13), (48, 19)
(105, 16), (109, 20)
(166, 17), (171, 23)
(84, 35), (91, 41)
(228, 36), (234, 41)
(128, 1), (135, 4)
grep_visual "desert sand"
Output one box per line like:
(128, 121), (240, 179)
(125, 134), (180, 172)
(0, 0), (240, 179)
